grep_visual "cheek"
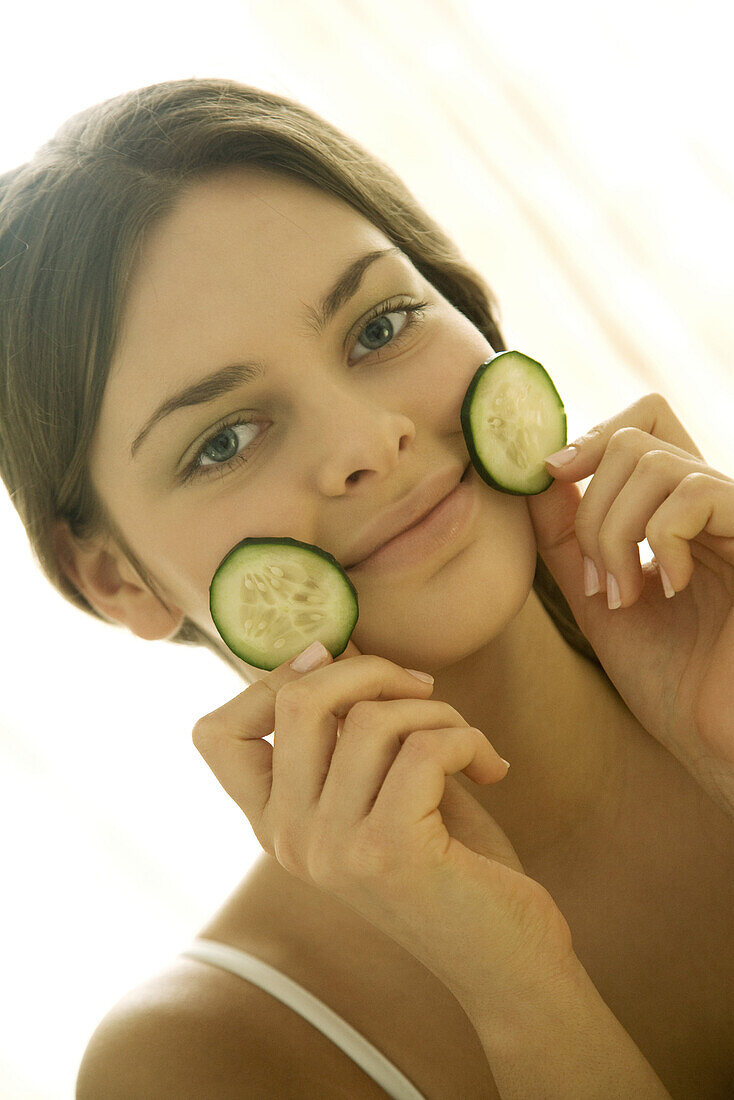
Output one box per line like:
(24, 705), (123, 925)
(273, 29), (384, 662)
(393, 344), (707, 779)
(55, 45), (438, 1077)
(166, 483), (309, 623)
(420, 321), (495, 417)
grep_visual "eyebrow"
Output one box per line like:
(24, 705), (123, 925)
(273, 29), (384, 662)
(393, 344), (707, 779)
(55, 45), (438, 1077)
(129, 245), (403, 460)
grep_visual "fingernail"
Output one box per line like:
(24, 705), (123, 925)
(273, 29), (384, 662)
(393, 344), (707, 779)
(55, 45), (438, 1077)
(658, 564), (676, 599)
(405, 668), (434, 683)
(606, 573), (621, 610)
(290, 640), (330, 671)
(500, 758), (511, 770)
(583, 556), (600, 596)
(545, 445), (578, 467)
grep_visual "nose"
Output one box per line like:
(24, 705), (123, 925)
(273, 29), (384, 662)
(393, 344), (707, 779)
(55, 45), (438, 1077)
(345, 425), (413, 486)
(298, 379), (417, 492)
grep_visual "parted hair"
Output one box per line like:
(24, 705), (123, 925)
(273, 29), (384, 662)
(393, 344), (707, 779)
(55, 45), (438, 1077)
(0, 76), (606, 679)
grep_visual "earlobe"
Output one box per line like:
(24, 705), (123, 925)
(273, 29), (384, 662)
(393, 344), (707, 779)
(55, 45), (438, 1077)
(51, 517), (185, 642)
(52, 517), (86, 594)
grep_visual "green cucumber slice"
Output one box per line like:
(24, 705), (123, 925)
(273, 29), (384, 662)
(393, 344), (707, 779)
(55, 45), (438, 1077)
(461, 350), (567, 495)
(209, 536), (359, 671)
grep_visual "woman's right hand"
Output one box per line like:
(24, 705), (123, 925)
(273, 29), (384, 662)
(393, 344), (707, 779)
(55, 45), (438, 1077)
(192, 639), (576, 1021)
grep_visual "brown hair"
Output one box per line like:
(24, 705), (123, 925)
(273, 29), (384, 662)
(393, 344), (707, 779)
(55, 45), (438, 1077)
(0, 76), (605, 679)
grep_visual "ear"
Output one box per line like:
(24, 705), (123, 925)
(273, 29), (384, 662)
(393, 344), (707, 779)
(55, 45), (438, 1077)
(52, 517), (185, 642)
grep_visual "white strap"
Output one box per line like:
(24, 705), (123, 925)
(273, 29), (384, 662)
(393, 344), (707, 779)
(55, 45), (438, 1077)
(181, 937), (427, 1100)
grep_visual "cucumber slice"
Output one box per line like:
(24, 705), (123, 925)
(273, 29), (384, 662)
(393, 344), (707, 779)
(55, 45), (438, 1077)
(209, 536), (359, 671)
(461, 350), (567, 495)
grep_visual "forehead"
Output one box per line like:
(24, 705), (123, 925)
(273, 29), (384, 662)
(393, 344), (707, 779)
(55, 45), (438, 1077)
(115, 167), (392, 351)
(135, 167), (386, 290)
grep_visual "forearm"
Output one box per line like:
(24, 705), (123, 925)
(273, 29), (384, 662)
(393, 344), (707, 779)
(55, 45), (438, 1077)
(465, 955), (671, 1100)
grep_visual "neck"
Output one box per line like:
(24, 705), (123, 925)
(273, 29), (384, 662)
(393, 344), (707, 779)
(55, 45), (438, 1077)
(431, 588), (638, 870)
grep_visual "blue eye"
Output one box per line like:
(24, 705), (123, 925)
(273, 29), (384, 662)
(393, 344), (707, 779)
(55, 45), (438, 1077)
(180, 295), (430, 484)
(179, 418), (261, 484)
(199, 422), (258, 468)
(350, 297), (428, 362)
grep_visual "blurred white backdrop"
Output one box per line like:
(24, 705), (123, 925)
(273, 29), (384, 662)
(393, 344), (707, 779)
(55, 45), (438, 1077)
(1, 1), (732, 1095)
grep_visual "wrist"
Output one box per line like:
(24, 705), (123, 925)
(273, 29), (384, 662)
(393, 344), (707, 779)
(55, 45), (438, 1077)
(440, 880), (578, 1027)
(462, 948), (591, 1035)
(454, 942), (582, 1032)
(464, 953), (672, 1099)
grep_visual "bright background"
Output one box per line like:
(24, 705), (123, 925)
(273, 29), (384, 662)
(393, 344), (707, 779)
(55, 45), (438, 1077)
(1, 1), (732, 1095)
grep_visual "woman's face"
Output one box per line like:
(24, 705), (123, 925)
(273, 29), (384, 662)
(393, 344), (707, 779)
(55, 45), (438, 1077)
(89, 167), (537, 676)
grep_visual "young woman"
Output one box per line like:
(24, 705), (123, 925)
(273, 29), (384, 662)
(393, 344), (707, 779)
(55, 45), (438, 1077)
(1, 77), (732, 1099)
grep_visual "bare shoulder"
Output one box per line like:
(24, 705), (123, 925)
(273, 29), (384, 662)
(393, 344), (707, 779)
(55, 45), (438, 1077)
(75, 852), (502, 1099)
(75, 955), (394, 1100)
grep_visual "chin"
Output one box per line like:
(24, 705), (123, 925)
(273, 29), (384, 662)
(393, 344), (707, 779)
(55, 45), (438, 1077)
(352, 569), (534, 673)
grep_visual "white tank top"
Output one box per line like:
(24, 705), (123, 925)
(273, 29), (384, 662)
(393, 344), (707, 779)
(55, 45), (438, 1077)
(181, 937), (427, 1100)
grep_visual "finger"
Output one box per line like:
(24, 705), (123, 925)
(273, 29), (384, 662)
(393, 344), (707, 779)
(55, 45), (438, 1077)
(577, 446), (706, 607)
(269, 655), (436, 826)
(320, 699), (509, 826)
(191, 640), (335, 839)
(646, 472), (734, 591)
(543, 392), (706, 481)
(369, 725), (501, 832)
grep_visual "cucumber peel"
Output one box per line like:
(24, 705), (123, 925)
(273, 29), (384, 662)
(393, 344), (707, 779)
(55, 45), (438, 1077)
(210, 537), (358, 671)
(461, 350), (567, 495)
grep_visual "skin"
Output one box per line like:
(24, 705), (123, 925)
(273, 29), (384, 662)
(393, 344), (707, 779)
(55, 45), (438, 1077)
(55, 165), (640, 873)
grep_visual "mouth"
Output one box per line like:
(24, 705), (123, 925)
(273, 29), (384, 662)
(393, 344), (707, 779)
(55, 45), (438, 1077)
(345, 461), (474, 573)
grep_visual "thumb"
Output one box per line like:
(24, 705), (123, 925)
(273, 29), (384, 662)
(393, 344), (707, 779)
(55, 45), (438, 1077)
(526, 475), (589, 625)
(440, 776), (525, 874)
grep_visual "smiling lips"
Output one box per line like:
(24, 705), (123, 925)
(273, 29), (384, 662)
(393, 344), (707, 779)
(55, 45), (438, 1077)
(344, 463), (468, 568)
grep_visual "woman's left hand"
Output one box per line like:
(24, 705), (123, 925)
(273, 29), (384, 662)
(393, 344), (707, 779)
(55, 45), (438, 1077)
(526, 392), (734, 817)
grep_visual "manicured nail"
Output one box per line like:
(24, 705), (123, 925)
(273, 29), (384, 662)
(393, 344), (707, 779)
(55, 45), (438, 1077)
(606, 573), (621, 610)
(545, 445), (578, 467)
(405, 668), (434, 684)
(500, 758), (511, 770)
(290, 640), (330, 671)
(658, 564), (676, 599)
(583, 556), (600, 596)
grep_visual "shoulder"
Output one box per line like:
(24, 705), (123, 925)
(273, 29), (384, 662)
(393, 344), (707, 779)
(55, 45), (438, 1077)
(75, 955), (389, 1099)
(75, 957), (284, 1099)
